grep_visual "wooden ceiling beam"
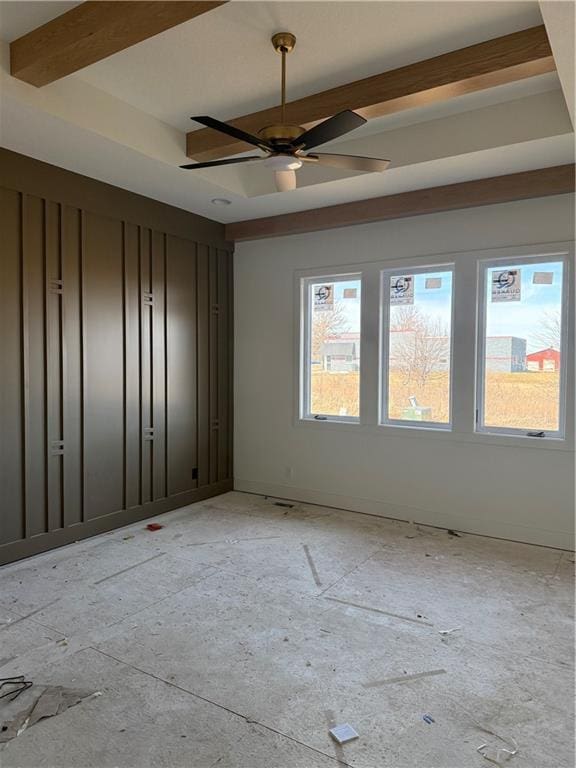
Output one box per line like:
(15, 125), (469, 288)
(10, 1), (228, 87)
(225, 165), (575, 242)
(187, 25), (555, 162)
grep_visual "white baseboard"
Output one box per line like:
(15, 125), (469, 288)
(234, 479), (575, 551)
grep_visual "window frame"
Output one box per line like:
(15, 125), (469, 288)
(475, 251), (570, 440)
(380, 262), (456, 431)
(294, 243), (573, 450)
(299, 272), (362, 424)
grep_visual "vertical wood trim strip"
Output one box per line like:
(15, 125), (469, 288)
(163, 233), (168, 500)
(21, 194), (29, 539)
(149, 232), (154, 502)
(58, 203), (64, 528)
(43, 199), (48, 533)
(227, 250), (234, 480)
(209, 247), (219, 485)
(122, 221), (127, 511)
(23, 195), (31, 537)
(217, 249), (227, 482)
(79, 209), (86, 523)
(196, 244), (210, 488)
(137, 226), (143, 506)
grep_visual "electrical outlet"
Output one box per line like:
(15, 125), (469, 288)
(284, 466), (294, 481)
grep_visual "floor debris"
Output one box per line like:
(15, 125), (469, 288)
(0, 686), (101, 743)
(329, 723), (359, 744)
(146, 523), (164, 532)
(422, 714), (435, 724)
(447, 529), (461, 537)
(441, 694), (519, 766)
(362, 668), (447, 688)
(302, 544), (322, 588)
(325, 596), (434, 627)
(438, 627), (462, 635)
(93, 553), (165, 585)
(0, 676), (32, 702)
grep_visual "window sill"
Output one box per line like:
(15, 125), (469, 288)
(299, 416), (360, 427)
(293, 418), (573, 450)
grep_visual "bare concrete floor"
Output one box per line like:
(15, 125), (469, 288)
(0, 492), (573, 767)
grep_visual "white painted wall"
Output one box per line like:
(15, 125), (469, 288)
(234, 195), (576, 549)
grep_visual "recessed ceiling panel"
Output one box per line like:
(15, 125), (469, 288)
(75, 1), (543, 131)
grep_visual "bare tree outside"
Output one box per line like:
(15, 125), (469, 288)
(412, 317), (450, 387)
(311, 301), (350, 361)
(534, 309), (561, 350)
(390, 305), (423, 333)
(390, 306), (449, 387)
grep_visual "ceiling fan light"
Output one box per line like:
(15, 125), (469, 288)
(264, 155), (303, 172)
(274, 170), (297, 192)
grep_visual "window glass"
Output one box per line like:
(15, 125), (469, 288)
(305, 277), (361, 419)
(480, 260), (564, 433)
(384, 269), (453, 425)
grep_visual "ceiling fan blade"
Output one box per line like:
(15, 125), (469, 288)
(180, 155), (263, 170)
(305, 153), (390, 173)
(274, 170), (297, 192)
(293, 110), (366, 151)
(191, 116), (272, 150)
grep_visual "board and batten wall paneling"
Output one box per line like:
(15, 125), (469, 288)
(0, 149), (233, 566)
(45, 200), (64, 533)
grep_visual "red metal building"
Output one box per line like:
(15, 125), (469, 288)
(526, 347), (561, 372)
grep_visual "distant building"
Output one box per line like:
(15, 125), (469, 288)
(321, 333), (360, 372)
(485, 336), (526, 372)
(527, 347), (560, 372)
(387, 332), (526, 373)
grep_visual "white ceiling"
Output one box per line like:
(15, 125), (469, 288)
(0, 1), (573, 224)
(74, 1), (544, 131)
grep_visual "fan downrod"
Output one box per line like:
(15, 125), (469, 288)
(260, 32), (301, 145)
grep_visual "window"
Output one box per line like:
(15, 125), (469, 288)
(301, 274), (361, 421)
(297, 246), (572, 444)
(476, 255), (567, 437)
(381, 266), (454, 428)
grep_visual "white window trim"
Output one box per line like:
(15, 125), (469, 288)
(299, 272), (362, 423)
(380, 262), (455, 431)
(294, 241), (574, 451)
(475, 251), (571, 440)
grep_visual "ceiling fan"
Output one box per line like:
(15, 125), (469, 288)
(180, 32), (390, 192)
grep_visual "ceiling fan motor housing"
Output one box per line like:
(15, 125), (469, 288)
(258, 123), (305, 149)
